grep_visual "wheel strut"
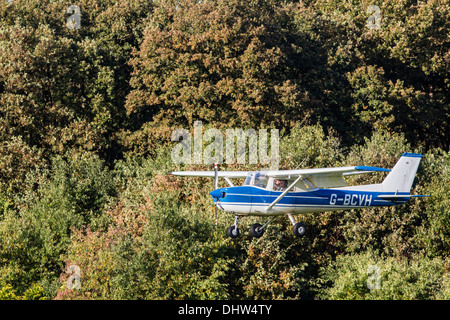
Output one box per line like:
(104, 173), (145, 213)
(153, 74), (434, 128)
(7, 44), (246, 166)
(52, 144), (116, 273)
(287, 214), (307, 237)
(287, 214), (296, 226)
(249, 217), (275, 238)
(227, 215), (240, 238)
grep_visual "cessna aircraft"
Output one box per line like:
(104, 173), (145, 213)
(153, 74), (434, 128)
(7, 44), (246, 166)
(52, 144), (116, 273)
(171, 152), (428, 238)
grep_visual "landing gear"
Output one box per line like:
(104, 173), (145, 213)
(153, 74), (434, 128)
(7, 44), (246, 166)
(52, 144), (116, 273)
(226, 216), (272, 238)
(293, 222), (307, 237)
(249, 223), (264, 238)
(249, 216), (275, 238)
(225, 214), (306, 238)
(226, 225), (240, 238)
(227, 216), (240, 238)
(288, 214), (307, 238)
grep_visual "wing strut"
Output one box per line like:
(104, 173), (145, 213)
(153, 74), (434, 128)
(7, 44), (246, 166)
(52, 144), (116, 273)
(266, 175), (303, 212)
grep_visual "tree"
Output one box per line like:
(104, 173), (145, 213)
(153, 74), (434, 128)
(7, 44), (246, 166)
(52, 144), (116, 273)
(0, 0), (154, 177)
(125, 0), (358, 155)
(313, 0), (450, 149)
(320, 251), (450, 300)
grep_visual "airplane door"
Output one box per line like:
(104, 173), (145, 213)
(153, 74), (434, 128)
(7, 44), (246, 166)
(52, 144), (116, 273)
(268, 178), (291, 214)
(240, 173), (254, 214)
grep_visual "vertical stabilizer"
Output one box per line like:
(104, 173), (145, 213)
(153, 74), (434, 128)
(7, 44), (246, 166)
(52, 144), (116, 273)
(382, 153), (422, 193)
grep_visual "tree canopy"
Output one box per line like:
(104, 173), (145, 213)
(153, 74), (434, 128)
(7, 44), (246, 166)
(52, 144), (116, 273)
(0, 0), (448, 300)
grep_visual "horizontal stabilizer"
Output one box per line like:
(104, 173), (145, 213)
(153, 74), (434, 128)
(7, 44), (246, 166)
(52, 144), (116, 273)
(378, 194), (430, 199)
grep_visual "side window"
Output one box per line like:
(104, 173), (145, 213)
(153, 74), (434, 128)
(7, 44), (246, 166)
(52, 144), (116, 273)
(273, 179), (288, 191)
(254, 173), (268, 188)
(243, 173), (254, 186)
(303, 178), (316, 190)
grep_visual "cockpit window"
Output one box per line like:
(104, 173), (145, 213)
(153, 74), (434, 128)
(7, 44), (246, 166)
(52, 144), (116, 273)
(302, 178), (317, 190)
(273, 179), (288, 191)
(254, 172), (268, 188)
(243, 173), (254, 186)
(243, 172), (268, 188)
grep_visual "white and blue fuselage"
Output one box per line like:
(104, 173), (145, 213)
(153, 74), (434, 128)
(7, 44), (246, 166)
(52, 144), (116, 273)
(208, 152), (425, 216)
(210, 185), (410, 216)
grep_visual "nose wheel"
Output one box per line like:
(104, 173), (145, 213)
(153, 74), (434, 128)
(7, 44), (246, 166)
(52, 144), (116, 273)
(226, 225), (240, 238)
(227, 215), (241, 238)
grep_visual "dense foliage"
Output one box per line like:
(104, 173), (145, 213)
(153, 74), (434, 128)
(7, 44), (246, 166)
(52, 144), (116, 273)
(0, 0), (448, 299)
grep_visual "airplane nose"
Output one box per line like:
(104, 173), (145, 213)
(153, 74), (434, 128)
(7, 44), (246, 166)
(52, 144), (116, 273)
(210, 189), (225, 199)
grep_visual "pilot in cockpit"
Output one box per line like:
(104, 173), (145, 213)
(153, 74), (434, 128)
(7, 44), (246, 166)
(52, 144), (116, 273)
(274, 179), (287, 191)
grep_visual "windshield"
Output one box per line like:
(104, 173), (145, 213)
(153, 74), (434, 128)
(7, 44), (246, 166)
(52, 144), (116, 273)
(254, 172), (268, 188)
(243, 173), (254, 186)
(243, 172), (268, 188)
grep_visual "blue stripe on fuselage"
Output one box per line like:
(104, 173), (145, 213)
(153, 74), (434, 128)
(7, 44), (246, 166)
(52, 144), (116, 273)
(212, 186), (409, 208)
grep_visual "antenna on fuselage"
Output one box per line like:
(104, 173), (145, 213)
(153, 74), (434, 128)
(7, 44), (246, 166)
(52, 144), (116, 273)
(295, 157), (308, 169)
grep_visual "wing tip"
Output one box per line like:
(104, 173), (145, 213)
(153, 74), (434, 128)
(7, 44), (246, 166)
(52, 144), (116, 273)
(355, 165), (391, 172)
(402, 152), (423, 158)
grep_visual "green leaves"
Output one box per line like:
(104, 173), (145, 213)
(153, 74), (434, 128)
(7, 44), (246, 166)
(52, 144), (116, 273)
(321, 251), (450, 300)
(0, 0), (448, 300)
(0, 125), (448, 300)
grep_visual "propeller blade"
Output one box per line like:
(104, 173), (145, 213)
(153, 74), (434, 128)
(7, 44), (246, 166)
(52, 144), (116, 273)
(214, 207), (218, 226)
(214, 163), (219, 190)
(214, 163), (218, 225)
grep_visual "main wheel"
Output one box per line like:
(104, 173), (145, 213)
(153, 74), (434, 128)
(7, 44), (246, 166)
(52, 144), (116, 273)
(227, 225), (240, 238)
(249, 223), (264, 238)
(293, 222), (306, 237)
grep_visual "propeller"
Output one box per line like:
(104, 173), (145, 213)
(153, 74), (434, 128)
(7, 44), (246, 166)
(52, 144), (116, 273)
(214, 163), (219, 190)
(213, 163), (219, 225)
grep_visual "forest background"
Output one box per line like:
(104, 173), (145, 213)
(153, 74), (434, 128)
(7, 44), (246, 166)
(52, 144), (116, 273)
(0, 0), (448, 300)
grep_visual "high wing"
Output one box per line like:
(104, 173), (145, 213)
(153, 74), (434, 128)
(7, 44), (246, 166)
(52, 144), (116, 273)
(264, 165), (390, 212)
(171, 171), (251, 178)
(265, 165), (390, 178)
(265, 165), (390, 188)
(171, 165), (390, 187)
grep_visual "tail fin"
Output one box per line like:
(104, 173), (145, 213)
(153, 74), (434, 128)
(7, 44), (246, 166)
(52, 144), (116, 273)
(382, 152), (422, 193)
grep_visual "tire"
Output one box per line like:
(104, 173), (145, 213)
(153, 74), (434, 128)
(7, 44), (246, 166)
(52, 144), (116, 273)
(250, 223), (264, 238)
(293, 222), (306, 237)
(227, 225), (240, 238)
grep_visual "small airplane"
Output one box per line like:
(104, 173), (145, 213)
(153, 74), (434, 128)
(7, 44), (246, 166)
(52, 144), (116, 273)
(171, 152), (429, 238)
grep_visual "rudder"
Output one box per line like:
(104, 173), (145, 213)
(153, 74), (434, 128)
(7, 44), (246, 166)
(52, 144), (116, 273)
(382, 152), (422, 193)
